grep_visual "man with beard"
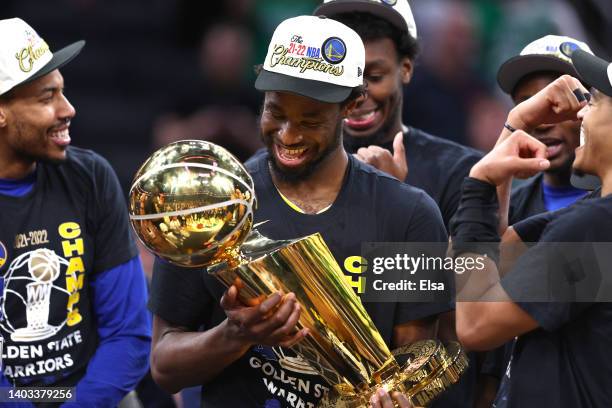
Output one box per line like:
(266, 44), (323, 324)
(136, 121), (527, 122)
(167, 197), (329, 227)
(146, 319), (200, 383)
(149, 15), (451, 408)
(0, 18), (150, 406)
(452, 47), (612, 407)
(314, 0), (483, 230)
(497, 35), (594, 225)
(313, 3), (483, 406)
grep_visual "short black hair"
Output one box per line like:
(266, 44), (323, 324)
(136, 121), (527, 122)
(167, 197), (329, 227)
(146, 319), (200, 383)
(331, 12), (419, 61)
(341, 83), (367, 108)
(0, 89), (15, 101)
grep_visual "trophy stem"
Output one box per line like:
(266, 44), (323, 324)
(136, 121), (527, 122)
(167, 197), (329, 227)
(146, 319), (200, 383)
(207, 231), (468, 406)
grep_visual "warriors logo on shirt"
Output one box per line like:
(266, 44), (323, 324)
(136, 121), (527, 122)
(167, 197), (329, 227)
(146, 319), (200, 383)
(0, 248), (70, 342)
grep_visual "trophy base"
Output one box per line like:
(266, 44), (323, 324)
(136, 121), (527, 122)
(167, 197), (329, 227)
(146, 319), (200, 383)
(318, 341), (468, 408)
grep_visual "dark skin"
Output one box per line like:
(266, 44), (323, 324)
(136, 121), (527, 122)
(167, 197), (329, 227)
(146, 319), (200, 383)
(0, 70), (75, 179)
(151, 91), (438, 396)
(349, 38), (412, 181)
(457, 75), (591, 351)
(260, 91), (351, 213)
(512, 74), (582, 188)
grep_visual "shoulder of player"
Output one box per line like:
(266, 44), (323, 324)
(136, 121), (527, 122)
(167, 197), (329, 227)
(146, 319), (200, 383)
(351, 157), (434, 207)
(543, 196), (612, 241)
(245, 149), (268, 176)
(405, 126), (483, 164)
(55, 146), (116, 181)
(510, 175), (542, 200)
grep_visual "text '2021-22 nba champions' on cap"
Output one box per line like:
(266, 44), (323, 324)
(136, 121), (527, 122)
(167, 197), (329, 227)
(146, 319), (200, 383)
(0, 18), (85, 96)
(255, 15), (365, 104)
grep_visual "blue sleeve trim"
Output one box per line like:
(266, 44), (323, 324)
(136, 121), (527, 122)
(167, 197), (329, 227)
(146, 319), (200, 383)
(66, 256), (151, 407)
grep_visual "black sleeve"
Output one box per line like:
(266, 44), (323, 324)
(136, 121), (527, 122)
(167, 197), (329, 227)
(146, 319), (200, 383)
(395, 191), (453, 323)
(501, 206), (606, 331)
(91, 153), (138, 273)
(512, 211), (557, 243)
(438, 152), (482, 228)
(148, 257), (214, 330)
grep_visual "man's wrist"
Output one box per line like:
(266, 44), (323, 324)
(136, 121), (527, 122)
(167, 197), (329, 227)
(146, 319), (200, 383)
(469, 163), (494, 185)
(507, 108), (532, 133)
(220, 319), (252, 354)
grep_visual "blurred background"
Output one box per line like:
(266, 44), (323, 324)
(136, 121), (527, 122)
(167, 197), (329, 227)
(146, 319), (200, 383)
(2, 0), (610, 192)
(1, 1), (609, 406)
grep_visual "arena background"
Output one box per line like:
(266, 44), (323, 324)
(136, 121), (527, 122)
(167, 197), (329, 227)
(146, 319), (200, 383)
(0, 1), (610, 407)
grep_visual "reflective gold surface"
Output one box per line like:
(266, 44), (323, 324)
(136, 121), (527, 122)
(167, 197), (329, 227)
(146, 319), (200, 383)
(128, 140), (255, 267)
(131, 141), (467, 406)
(211, 231), (467, 407)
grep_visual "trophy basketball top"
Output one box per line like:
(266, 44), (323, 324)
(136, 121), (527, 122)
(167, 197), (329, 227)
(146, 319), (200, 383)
(129, 140), (256, 267)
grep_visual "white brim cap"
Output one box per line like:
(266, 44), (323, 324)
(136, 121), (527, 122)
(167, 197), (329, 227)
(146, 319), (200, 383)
(255, 15), (365, 104)
(497, 35), (592, 95)
(0, 18), (85, 95)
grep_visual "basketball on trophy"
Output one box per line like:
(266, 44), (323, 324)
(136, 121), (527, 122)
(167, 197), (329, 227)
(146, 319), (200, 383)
(128, 140), (256, 267)
(28, 249), (61, 283)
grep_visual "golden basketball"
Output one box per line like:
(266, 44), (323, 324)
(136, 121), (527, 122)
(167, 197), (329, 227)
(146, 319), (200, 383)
(129, 140), (256, 267)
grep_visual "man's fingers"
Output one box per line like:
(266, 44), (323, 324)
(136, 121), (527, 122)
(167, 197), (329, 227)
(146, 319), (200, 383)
(392, 132), (407, 166)
(377, 389), (395, 408)
(267, 300), (301, 339)
(237, 291), (284, 327)
(510, 157), (550, 179)
(551, 75), (588, 118)
(278, 328), (309, 348)
(356, 147), (375, 164)
(259, 292), (284, 314)
(220, 285), (239, 310)
(248, 293), (296, 332)
(514, 132), (548, 160)
(391, 392), (413, 408)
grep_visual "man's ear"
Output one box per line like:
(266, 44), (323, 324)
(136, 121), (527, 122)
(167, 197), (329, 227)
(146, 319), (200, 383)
(0, 105), (8, 128)
(342, 91), (366, 118)
(400, 57), (414, 85)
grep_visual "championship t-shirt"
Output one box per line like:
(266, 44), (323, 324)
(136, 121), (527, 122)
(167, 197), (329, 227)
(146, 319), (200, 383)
(0, 147), (138, 386)
(149, 153), (451, 408)
(344, 126), (483, 229)
(497, 195), (612, 407)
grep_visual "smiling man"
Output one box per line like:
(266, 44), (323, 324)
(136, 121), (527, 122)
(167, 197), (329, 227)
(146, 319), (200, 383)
(497, 35), (594, 224)
(451, 48), (612, 407)
(0, 18), (150, 406)
(314, 0), (483, 230)
(149, 15), (451, 408)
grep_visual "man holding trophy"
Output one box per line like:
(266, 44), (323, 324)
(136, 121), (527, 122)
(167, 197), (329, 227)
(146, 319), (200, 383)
(146, 15), (456, 408)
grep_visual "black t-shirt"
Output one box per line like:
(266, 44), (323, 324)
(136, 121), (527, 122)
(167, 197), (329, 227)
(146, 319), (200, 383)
(345, 126), (483, 230)
(508, 174), (546, 225)
(0, 147), (138, 386)
(149, 153), (450, 408)
(497, 195), (612, 407)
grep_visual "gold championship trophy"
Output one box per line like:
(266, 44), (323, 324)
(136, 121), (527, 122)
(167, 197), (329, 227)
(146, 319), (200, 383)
(129, 140), (467, 407)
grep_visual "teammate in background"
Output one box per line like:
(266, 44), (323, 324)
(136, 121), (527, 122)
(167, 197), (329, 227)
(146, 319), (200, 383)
(497, 35), (594, 224)
(149, 15), (450, 408)
(0, 18), (150, 406)
(452, 47), (612, 407)
(314, 0), (483, 230)
(477, 35), (596, 406)
(313, 2), (483, 406)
